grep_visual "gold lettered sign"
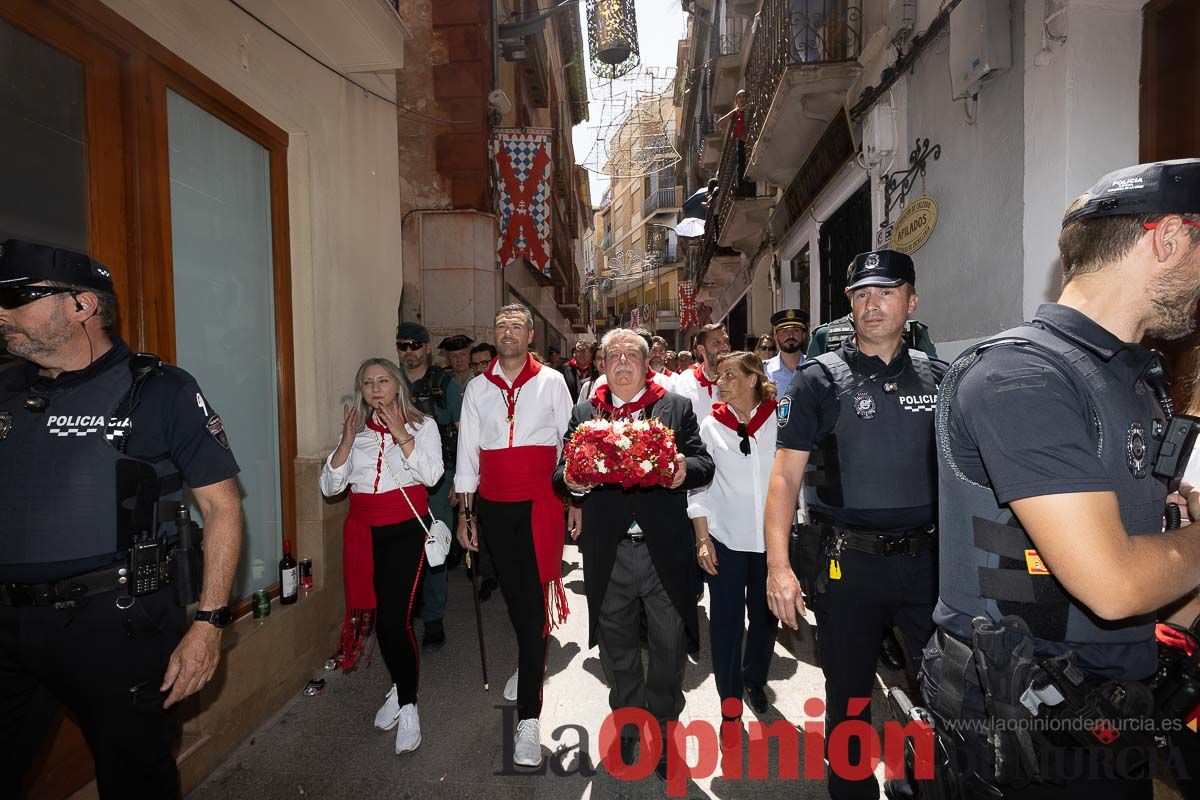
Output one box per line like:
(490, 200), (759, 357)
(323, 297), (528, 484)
(891, 196), (938, 254)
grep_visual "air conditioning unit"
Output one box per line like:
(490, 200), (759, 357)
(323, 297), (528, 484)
(888, 0), (916, 46)
(949, 0), (1012, 99)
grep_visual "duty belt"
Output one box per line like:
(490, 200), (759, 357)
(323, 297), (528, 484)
(0, 563), (130, 607)
(810, 513), (936, 556)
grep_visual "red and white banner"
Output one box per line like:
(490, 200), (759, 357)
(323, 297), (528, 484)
(493, 128), (553, 274)
(679, 280), (699, 329)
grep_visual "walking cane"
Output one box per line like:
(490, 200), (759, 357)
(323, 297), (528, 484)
(465, 516), (489, 690)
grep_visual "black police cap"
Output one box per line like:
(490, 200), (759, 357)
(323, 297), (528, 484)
(395, 321), (430, 344)
(770, 308), (809, 329)
(438, 334), (472, 351)
(1063, 159), (1200, 226)
(0, 239), (114, 293)
(846, 249), (915, 291)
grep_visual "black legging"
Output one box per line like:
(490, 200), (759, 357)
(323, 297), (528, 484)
(372, 518), (427, 706)
(476, 497), (548, 721)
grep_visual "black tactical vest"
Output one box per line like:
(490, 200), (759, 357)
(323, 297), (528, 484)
(409, 365), (456, 470)
(0, 355), (180, 572)
(934, 324), (1168, 679)
(803, 347), (940, 518)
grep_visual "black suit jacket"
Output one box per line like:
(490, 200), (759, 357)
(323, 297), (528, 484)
(558, 363), (597, 404)
(553, 391), (714, 648)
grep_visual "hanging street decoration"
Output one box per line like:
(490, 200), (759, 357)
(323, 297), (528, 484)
(493, 128), (553, 275)
(586, 0), (640, 79)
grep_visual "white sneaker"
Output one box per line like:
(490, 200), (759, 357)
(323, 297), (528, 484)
(513, 718), (542, 768)
(374, 685), (400, 730)
(394, 703), (421, 754)
(503, 669), (519, 702)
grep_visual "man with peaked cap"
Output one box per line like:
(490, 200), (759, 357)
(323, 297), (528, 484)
(0, 240), (244, 798)
(914, 159), (1200, 799)
(764, 248), (948, 800)
(764, 308), (809, 390)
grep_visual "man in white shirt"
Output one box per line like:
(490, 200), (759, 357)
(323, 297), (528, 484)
(455, 303), (572, 770)
(673, 323), (731, 423)
(763, 308), (808, 391)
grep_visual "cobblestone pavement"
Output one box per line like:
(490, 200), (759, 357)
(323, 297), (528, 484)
(189, 540), (1185, 800)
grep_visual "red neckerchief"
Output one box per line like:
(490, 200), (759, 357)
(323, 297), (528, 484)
(483, 354), (541, 444)
(710, 399), (777, 456)
(590, 379), (667, 419)
(693, 363), (718, 397)
(566, 357), (592, 378)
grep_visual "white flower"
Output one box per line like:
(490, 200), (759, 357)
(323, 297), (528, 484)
(615, 436), (632, 449)
(639, 459), (653, 474)
(595, 459), (608, 473)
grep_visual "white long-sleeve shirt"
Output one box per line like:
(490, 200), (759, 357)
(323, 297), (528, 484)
(687, 407), (776, 553)
(454, 360), (572, 493)
(673, 365), (720, 423)
(319, 415), (444, 497)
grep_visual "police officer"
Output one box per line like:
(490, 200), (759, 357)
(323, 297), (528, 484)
(0, 240), (243, 798)
(765, 249), (946, 800)
(764, 308), (809, 389)
(396, 321), (455, 650)
(921, 161), (1200, 798)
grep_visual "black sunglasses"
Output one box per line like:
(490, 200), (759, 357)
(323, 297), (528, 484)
(0, 286), (76, 310)
(396, 341), (425, 352)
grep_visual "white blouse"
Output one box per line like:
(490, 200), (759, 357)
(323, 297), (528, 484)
(319, 415), (444, 496)
(687, 407), (777, 553)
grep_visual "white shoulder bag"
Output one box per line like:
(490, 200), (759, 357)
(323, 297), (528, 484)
(380, 429), (453, 567)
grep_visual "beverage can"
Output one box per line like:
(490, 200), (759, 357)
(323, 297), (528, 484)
(253, 588), (271, 619)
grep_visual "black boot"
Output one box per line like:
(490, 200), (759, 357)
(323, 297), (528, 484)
(422, 620), (446, 652)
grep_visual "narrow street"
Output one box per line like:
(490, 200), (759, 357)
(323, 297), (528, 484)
(190, 541), (904, 800)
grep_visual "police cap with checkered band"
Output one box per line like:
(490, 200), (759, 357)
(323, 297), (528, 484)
(845, 249), (915, 291)
(1062, 159), (1200, 225)
(0, 239), (114, 293)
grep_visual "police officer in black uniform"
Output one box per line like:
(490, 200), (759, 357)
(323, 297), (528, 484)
(396, 321), (456, 650)
(920, 161), (1200, 799)
(765, 249), (947, 800)
(0, 240), (243, 798)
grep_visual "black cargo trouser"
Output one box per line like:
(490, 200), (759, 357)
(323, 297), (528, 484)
(813, 546), (937, 800)
(0, 587), (186, 799)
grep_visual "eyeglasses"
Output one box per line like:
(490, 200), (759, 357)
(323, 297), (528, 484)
(0, 286), (75, 310)
(396, 341), (425, 352)
(470, 360), (491, 369)
(607, 350), (643, 362)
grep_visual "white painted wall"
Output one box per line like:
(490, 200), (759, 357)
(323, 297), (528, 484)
(102, 0), (405, 457)
(1021, 0), (1145, 320)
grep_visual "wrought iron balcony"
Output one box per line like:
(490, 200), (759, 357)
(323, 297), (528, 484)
(744, 0), (863, 186)
(718, 32), (742, 56)
(641, 187), (678, 217)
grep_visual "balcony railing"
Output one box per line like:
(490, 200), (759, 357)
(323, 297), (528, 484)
(697, 128), (741, 280)
(642, 187), (678, 216)
(744, 0), (862, 160)
(718, 32), (742, 56)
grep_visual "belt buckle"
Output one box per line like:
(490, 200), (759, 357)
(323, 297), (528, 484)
(881, 536), (907, 556)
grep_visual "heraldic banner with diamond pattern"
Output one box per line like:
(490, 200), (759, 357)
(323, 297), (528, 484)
(493, 128), (553, 275)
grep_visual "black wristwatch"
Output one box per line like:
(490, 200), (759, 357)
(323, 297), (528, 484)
(194, 607), (232, 628)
